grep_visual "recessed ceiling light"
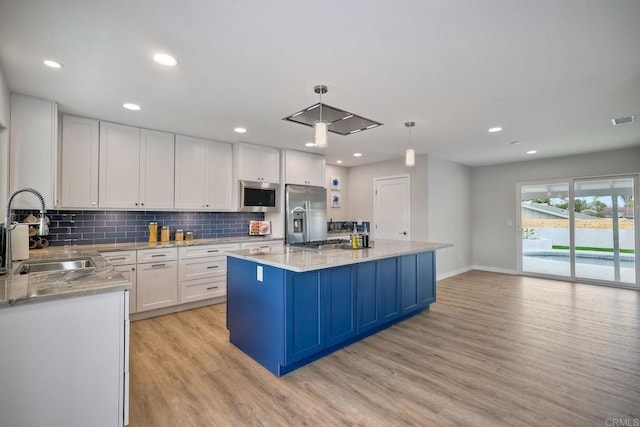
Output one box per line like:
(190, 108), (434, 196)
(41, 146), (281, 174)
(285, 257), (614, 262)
(510, 140), (523, 145)
(305, 142), (316, 147)
(43, 59), (63, 69)
(234, 127), (247, 133)
(336, 160), (343, 164)
(488, 127), (502, 133)
(526, 150), (537, 155)
(353, 153), (362, 157)
(153, 53), (178, 67)
(123, 103), (141, 111)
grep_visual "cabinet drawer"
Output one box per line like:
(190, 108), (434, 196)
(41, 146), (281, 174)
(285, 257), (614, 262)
(179, 257), (227, 281)
(240, 240), (283, 250)
(137, 247), (177, 263)
(178, 243), (239, 260)
(180, 277), (226, 303)
(100, 250), (137, 265)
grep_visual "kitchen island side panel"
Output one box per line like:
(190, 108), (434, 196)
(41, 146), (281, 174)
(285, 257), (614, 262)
(227, 257), (285, 375)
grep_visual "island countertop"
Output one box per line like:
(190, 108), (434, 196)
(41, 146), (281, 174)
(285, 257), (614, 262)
(225, 239), (452, 272)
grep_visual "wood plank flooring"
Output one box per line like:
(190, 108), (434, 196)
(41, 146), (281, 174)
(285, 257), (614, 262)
(129, 271), (640, 426)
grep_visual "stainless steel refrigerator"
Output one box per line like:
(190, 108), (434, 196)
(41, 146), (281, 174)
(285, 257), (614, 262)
(285, 184), (327, 244)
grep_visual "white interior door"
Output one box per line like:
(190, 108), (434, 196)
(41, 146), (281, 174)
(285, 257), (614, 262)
(374, 175), (410, 240)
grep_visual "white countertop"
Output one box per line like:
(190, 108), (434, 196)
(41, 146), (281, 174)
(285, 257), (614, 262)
(225, 240), (452, 272)
(0, 236), (284, 308)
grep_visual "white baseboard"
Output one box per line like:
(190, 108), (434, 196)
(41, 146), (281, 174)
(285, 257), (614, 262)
(471, 265), (518, 275)
(437, 266), (473, 281)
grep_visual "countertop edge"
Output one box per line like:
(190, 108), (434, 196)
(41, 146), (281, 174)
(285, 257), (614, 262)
(226, 241), (453, 273)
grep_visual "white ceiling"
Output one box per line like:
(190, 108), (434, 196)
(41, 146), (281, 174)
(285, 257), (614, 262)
(1, 0), (639, 167)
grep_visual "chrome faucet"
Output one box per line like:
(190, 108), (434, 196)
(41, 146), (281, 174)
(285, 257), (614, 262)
(0, 188), (48, 275)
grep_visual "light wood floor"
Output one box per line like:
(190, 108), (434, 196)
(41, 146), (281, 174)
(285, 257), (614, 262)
(129, 271), (640, 426)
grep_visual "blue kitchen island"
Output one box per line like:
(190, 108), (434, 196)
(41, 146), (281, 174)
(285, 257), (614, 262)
(225, 240), (451, 376)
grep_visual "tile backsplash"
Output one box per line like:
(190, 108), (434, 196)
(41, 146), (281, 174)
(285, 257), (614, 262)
(13, 210), (266, 247)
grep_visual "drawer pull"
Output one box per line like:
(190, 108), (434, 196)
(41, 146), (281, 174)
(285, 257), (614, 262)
(207, 250), (219, 253)
(150, 263), (166, 268)
(151, 254), (166, 258)
(206, 265), (219, 269)
(206, 286), (219, 290)
(108, 256), (127, 261)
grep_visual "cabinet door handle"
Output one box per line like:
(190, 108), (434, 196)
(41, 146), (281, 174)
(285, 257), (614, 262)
(206, 265), (219, 269)
(108, 256), (127, 261)
(206, 286), (219, 290)
(150, 263), (167, 268)
(206, 249), (219, 253)
(131, 267), (135, 271)
(151, 254), (166, 258)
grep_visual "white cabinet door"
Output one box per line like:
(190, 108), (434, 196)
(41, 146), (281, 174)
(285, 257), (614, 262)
(136, 260), (178, 312)
(174, 135), (207, 209)
(175, 135), (232, 210)
(60, 115), (99, 208)
(99, 122), (140, 208)
(0, 291), (126, 427)
(237, 143), (280, 183)
(284, 149), (326, 187)
(139, 129), (174, 209)
(114, 264), (137, 314)
(205, 140), (233, 210)
(305, 153), (326, 187)
(9, 94), (58, 209)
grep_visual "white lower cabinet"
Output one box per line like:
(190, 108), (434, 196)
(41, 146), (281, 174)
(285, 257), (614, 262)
(178, 243), (239, 304)
(114, 265), (137, 315)
(240, 240), (284, 250)
(101, 250), (138, 315)
(0, 291), (128, 427)
(136, 248), (178, 312)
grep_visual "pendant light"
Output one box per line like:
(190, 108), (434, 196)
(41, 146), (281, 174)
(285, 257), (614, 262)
(314, 85), (328, 148)
(405, 121), (416, 167)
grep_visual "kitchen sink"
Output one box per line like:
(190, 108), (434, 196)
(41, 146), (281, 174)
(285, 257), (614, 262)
(14, 257), (96, 274)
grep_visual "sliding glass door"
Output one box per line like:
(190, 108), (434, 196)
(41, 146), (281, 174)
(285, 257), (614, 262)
(519, 175), (638, 287)
(573, 177), (635, 284)
(520, 182), (571, 278)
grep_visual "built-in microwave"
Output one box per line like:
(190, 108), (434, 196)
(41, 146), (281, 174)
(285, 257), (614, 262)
(239, 180), (280, 212)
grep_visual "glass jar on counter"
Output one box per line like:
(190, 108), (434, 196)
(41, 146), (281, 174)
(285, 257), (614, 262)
(185, 231), (194, 241)
(148, 222), (158, 243)
(175, 229), (184, 242)
(161, 226), (170, 242)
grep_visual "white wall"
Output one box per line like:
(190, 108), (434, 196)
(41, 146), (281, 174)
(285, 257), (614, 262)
(0, 63), (10, 216)
(348, 155), (428, 241)
(326, 164), (349, 221)
(471, 147), (640, 272)
(347, 154), (473, 279)
(427, 155), (472, 278)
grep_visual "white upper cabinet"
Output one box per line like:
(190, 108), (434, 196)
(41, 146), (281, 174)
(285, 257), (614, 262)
(284, 149), (326, 187)
(99, 122), (174, 209)
(175, 135), (233, 210)
(9, 94), (58, 209)
(60, 115), (99, 208)
(236, 143), (280, 183)
(99, 122), (140, 208)
(139, 129), (175, 209)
